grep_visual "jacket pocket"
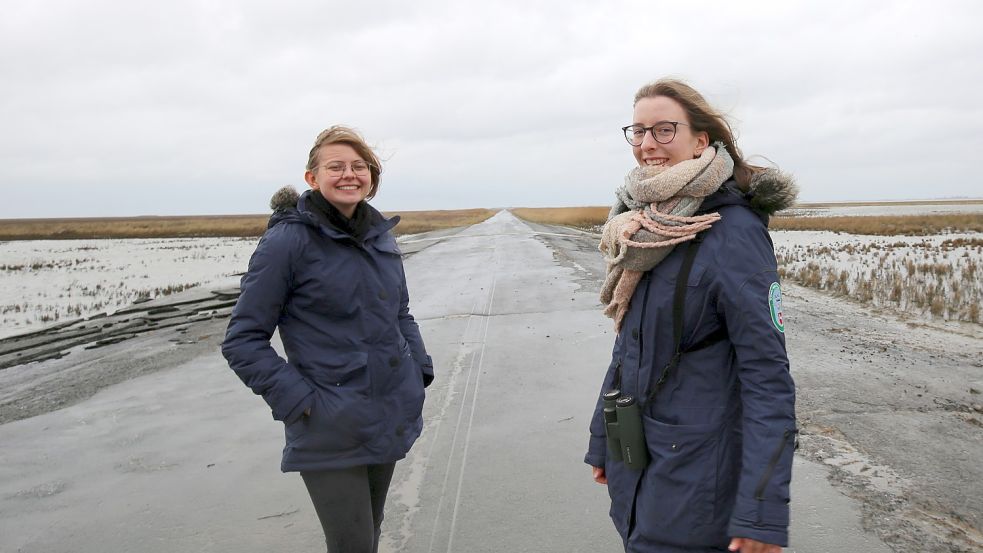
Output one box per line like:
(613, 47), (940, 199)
(307, 351), (370, 392)
(401, 341), (426, 422)
(286, 352), (380, 452)
(754, 428), (798, 501)
(636, 415), (720, 530)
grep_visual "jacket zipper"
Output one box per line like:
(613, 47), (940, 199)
(754, 428), (798, 500)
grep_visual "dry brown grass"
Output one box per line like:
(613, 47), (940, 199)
(0, 208), (499, 240)
(385, 208), (498, 235)
(771, 214), (983, 235)
(794, 199), (983, 209)
(511, 204), (982, 323)
(511, 206), (983, 237)
(511, 207), (608, 230)
(0, 215), (269, 241)
(776, 239), (982, 323)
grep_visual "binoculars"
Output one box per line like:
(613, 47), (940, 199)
(603, 390), (649, 470)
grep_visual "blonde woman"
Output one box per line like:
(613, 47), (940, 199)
(223, 126), (433, 552)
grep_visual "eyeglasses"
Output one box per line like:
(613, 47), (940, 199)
(622, 122), (688, 146)
(319, 161), (371, 177)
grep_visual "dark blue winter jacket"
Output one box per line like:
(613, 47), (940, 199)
(586, 179), (797, 551)
(222, 188), (433, 472)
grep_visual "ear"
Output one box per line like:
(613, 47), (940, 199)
(695, 131), (710, 156)
(304, 170), (318, 190)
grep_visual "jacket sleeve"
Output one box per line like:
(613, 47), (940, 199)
(584, 346), (624, 467)
(585, 380), (610, 468)
(397, 262), (434, 387)
(221, 225), (314, 423)
(715, 219), (797, 547)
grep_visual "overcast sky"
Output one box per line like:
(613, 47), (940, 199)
(2, 0), (981, 218)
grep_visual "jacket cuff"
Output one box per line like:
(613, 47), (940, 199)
(727, 496), (790, 547)
(268, 367), (315, 422)
(419, 355), (434, 387)
(584, 434), (607, 467)
(282, 391), (315, 425)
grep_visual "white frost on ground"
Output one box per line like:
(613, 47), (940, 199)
(783, 202), (983, 218)
(772, 231), (981, 323)
(0, 237), (258, 339)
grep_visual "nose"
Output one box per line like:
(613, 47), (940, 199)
(639, 128), (659, 149)
(340, 164), (357, 177)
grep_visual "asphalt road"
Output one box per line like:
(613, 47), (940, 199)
(3, 210), (957, 552)
(385, 212), (891, 553)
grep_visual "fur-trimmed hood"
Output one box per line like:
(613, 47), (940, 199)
(270, 185), (301, 212)
(266, 185), (316, 231)
(699, 168), (798, 221)
(745, 168), (798, 215)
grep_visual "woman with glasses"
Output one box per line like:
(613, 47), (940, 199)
(586, 79), (798, 553)
(223, 125), (433, 553)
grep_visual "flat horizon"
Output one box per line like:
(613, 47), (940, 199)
(1, 198), (982, 222)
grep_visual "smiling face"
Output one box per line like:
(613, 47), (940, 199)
(631, 95), (709, 168)
(304, 143), (371, 218)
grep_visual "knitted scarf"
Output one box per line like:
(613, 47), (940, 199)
(599, 143), (734, 330)
(307, 191), (373, 241)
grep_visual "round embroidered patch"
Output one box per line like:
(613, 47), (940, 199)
(769, 282), (785, 333)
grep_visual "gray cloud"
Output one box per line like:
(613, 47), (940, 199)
(1, 0), (981, 218)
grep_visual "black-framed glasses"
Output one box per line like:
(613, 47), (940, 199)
(622, 122), (688, 146)
(320, 161), (371, 176)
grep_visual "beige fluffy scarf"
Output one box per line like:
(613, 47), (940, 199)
(600, 143), (734, 330)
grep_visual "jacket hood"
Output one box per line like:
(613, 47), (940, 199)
(744, 167), (798, 215)
(699, 168), (798, 217)
(267, 186), (316, 229)
(270, 185), (302, 212)
(267, 186), (398, 240)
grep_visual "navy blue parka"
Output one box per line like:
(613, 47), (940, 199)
(586, 180), (797, 551)
(223, 188), (433, 472)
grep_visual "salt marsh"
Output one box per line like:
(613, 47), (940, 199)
(0, 237), (256, 339)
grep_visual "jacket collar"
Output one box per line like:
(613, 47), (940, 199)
(697, 179), (748, 214)
(697, 168), (798, 224)
(267, 186), (399, 243)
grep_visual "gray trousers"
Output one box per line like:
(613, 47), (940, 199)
(301, 463), (397, 553)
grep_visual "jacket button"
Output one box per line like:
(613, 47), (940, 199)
(389, 356), (399, 367)
(631, 328), (639, 340)
(378, 290), (388, 300)
(396, 424), (405, 436)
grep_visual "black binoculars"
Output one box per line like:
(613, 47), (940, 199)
(603, 389), (649, 470)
